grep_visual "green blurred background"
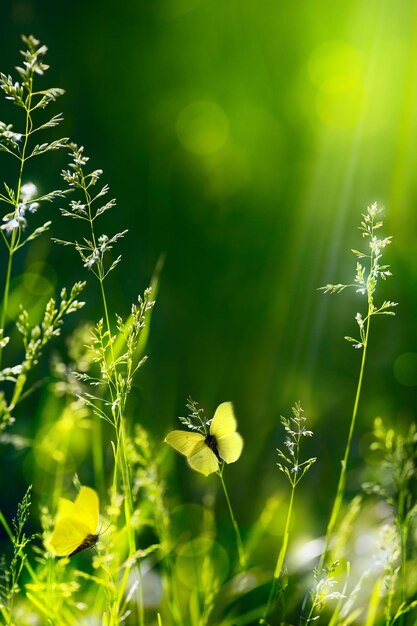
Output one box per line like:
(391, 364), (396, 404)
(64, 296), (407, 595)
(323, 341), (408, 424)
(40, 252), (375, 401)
(1, 0), (417, 555)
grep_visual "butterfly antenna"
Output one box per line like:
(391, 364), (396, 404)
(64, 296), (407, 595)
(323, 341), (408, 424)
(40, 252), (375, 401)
(98, 520), (113, 536)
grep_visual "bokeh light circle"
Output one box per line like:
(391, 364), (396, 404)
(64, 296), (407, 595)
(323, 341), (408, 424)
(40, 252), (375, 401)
(308, 40), (365, 128)
(393, 352), (417, 386)
(176, 101), (230, 155)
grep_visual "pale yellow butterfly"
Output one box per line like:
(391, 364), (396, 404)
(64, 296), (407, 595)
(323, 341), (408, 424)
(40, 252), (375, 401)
(164, 402), (243, 476)
(45, 486), (100, 557)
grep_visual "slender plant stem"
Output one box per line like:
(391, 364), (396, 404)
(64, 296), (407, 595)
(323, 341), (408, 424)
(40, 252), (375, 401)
(397, 492), (407, 626)
(82, 182), (143, 624)
(259, 484), (295, 624)
(304, 599), (317, 625)
(92, 416), (106, 499)
(0, 248), (14, 358)
(319, 308), (371, 570)
(218, 467), (246, 570)
(274, 483), (295, 579)
(0, 77), (32, 367)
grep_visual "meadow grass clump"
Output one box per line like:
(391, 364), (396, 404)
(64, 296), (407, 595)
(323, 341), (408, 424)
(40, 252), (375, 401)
(362, 418), (417, 624)
(1, 34), (417, 626)
(0, 36), (157, 626)
(0, 35), (83, 433)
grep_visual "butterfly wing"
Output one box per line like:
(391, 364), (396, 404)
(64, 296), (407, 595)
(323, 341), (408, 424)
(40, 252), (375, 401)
(45, 516), (91, 557)
(56, 497), (76, 520)
(210, 402), (237, 438)
(187, 440), (219, 476)
(165, 430), (219, 475)
(165, 430), (205, 456)
(216, 432), (244, 463)
(210, 402), (243, 464)
(72, 486), (99, 534)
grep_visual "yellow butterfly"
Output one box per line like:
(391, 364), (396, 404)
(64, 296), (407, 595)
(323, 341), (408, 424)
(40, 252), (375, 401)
(165, 402), (243, 476)
(45, 486), (100, 558)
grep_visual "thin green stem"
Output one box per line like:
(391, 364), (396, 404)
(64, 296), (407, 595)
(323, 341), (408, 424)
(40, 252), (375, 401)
(92, 413), (106, 499)
(259, 484), (295, 624)
(218, 467), (246, 570)
(85, 184), (135, 524)
(275, 483), (295, 578)
(104, 320), (141, 625)
(397, 492), (407, 626)
(319, 309), (371, 570)
(304, 598), (317, 625)
(0, 78), (32, 367)
(0, 249), (13, 352)
(83, 187), (142, 624)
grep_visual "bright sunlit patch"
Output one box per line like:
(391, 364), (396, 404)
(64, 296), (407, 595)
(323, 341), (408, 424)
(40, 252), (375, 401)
(308, 40), (366, 128)
(289, 537), (324, 570)
(176, 101), (229, 155)
(32, 403), (91, 475)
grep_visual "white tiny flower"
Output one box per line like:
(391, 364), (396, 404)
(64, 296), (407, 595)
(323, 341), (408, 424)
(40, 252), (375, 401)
(1, 217), (20, 232)
(28, 202), (40, 214)
(20, 182), (38, 201)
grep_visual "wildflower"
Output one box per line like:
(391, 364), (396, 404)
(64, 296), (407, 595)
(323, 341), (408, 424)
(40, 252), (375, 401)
(20, 182), (37, 200)
(1, 216), (21, 232)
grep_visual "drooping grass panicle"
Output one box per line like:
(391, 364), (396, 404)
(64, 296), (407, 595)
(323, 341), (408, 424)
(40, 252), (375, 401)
(54, 142), (155, 626)
(0, 282), (85, 431)
(0, 486), (35, 625)
(319, 203), (397, 569)
(260, 402), (316, 624)
(0, 36), (69, 359)
(74, 289), (155, 428)
(179, 396), (211, 435)
(0, 36), (78, 434)
(274, 402), (316, 578)
(276, 401), (317, 487)
(55, 143), (127, 280)
(301, 561), (345, 625)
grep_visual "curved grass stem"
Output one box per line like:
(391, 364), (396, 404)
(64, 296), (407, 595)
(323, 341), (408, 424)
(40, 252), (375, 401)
(0, 78), (33, 368)
(218, 467), (246, 570)
(259, 483), (295, 623)
(319, 300), (371, 571)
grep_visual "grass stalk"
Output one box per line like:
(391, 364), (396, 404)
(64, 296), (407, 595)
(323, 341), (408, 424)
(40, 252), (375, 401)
(319, 312), (370, 569)
(259, 484), (295, 623)
(318, 204), (396, 570)
(273, 483), (295, 579)
(0, 246), (13, 344)
(218, 466), (246, 570)
(78, 175), (143, 624)
(0, 75), (32, 367)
